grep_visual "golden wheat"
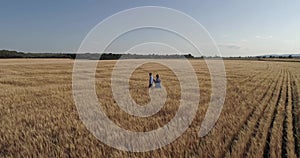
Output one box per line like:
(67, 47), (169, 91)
(0, 59), (299, 157)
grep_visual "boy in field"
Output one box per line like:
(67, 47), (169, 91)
(148, 73), (154, 88)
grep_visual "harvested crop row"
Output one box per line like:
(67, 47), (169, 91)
(266, 70), (288, 157)
(246, 68), (285, 157)
(224, 68), (282, 157)
(281, 71), (297, 157)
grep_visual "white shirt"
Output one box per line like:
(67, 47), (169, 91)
(149, 76), (154, 84)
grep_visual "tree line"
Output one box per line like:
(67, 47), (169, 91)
(0, 50), (194, 60)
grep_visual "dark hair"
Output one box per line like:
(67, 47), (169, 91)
(149, 73), (152, 76)
(156, 74), (159, 78)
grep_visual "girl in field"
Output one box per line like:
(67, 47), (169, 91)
(154, 74), (161, 88)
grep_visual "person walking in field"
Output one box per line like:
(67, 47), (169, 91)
(154, 74), (161, 88)
(148, 72), (154, 88)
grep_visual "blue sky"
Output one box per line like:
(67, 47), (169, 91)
(0, 0), (299, 56)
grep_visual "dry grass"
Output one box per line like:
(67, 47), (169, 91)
(0, 59), (299, 157)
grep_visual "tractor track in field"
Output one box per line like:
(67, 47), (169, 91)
(247, 68), (275, 95)
(251, 68), (278, 98)
(281, 71), (289, 158)
(257, 69), (281, 101)
(222, 68), (281, 157)
(235, 64), (276, 105)
(231, 69), (281, 157)
(241, 69), (283, 157)
(291, 73), (300, 158)
(238, 62), (271, 85)
(263, 69), (286, 158)
(231, 63), (275, 105)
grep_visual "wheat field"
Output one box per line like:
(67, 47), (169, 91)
(0, 59), (299, 157)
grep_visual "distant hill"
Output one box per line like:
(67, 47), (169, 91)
(256, 54), (300, 58)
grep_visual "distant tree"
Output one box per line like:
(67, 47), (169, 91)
(184, 54), (194, 59)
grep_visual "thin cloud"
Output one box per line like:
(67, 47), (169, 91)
(255, 35), (273, 39)
(218, 43), (241, 50)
